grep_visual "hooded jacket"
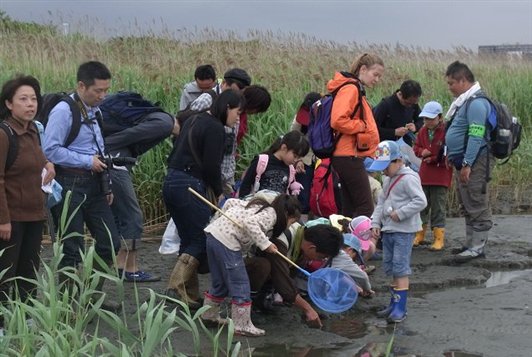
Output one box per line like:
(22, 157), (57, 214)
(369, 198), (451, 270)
(413, 122), (453, 187)
(327, 72), (380, 157)
(371, 165), (427, 233)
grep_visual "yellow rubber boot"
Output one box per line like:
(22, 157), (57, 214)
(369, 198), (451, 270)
(413, 224), (427, 247)
(430, 227), (445, 251)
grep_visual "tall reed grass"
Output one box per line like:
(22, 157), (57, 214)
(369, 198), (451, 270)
(1, 12), (530, 224)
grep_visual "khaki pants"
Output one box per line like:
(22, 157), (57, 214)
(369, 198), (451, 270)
(455, 150), (494, 233)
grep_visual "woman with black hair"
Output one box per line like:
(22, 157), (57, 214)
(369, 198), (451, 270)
(0, 75), (55, 335)
(163, 89), (245, 308)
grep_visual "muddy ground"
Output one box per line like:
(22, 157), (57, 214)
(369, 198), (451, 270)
(42, 215), (532, 356)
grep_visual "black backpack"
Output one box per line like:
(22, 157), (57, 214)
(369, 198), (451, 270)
(35, 93), (86, 148)
(0, 121), (42, 171)
(99, 91), (166, 137)
(465, 93), (522, 162)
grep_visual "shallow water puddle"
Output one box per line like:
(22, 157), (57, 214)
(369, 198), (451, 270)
(250, 342), (392, 357)
(484, 269), (532, 288)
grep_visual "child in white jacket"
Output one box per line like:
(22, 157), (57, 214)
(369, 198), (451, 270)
(369, 140), (427, 323)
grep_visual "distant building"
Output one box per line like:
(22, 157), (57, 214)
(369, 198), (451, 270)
(479, 44), (532, 60)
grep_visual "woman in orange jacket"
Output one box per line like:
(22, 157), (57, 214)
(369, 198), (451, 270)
(329, 53), (384, 218)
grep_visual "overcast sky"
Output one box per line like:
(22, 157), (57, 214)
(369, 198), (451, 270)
(2, 0), (531, 50)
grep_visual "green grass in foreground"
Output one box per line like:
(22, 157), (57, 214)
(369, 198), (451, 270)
(0, 190), (240, 356)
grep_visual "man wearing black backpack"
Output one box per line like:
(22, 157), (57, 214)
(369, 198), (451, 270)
(43, 61), (121, 310)
(102, 99), (177, 282)
(445, 61), (494, 261)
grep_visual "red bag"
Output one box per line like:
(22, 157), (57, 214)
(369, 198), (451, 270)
(309, 158), (342, 217)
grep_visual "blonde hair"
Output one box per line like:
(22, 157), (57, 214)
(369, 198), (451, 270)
(349, 53), (384, 77)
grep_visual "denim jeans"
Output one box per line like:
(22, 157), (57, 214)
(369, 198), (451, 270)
(51, 172), (120, 268)
(206, 234), (250, 304)
(162, 169), (211, 262)
(382, 232), (414, 278)
(110, 168), (143, 241)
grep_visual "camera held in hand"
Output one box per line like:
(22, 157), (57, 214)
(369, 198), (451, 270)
(98, 155), (137, 195)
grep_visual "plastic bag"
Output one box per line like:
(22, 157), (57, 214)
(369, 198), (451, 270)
(159, 218), (180, 255)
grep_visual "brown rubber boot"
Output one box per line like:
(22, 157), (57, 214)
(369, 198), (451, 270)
(413, 224), (427, 246)
(166, 253), (201, 309)
(429, 227), (445, 251)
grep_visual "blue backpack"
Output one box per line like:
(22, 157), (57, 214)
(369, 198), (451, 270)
(99, 91), (166, 136)
(308, 82), (363, 159)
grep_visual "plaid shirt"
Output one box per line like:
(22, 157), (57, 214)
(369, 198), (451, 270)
(221, 123), (238, 185)
(189, 83), (221, 111)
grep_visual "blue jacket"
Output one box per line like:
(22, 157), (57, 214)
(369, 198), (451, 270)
(445, 92), (490, 165)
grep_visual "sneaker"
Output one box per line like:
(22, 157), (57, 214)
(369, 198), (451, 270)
(121, 270), (161, 283)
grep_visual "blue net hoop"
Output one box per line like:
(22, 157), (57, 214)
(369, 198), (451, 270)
(307, 268), (358, 313)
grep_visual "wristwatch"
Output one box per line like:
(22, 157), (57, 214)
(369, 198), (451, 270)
(462, 160), (471, 168)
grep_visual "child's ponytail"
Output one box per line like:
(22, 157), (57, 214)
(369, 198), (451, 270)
(270, 194), (301, 238)
(246, 193), (301, 238)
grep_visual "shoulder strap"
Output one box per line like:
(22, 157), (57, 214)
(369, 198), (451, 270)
(331, 81), (364, 120)
(188, 116), (202, 169)
(253, 154), (269, 194)
(64, 95), (83, 148)
(288, 164), (296, 194)
(0, 122), (18, 171)
(33, 120), (44, 145)
(386, 174), (405, 199)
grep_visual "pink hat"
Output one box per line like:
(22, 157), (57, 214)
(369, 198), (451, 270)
(349, 216), (372, 251)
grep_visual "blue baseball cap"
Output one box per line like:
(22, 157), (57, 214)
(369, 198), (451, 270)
(419, 101), (443, 119)
(343, 233), (362, 255)
(369, 140), (402, 171)
(363, 157), (378, 173)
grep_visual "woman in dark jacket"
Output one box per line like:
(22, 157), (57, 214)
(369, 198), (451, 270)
(0, 75), (55, 333)
(163, 90), (245, 308)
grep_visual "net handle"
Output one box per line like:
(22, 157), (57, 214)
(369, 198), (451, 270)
(188, 187), (242, 228)
(275, 251), (311, 277)
(188, 187), (311, 277)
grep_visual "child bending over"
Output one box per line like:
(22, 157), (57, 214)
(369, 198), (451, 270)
(202, 192), (301, 336)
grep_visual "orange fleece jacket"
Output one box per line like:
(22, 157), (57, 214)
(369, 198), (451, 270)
(327, 72), (380, 157)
